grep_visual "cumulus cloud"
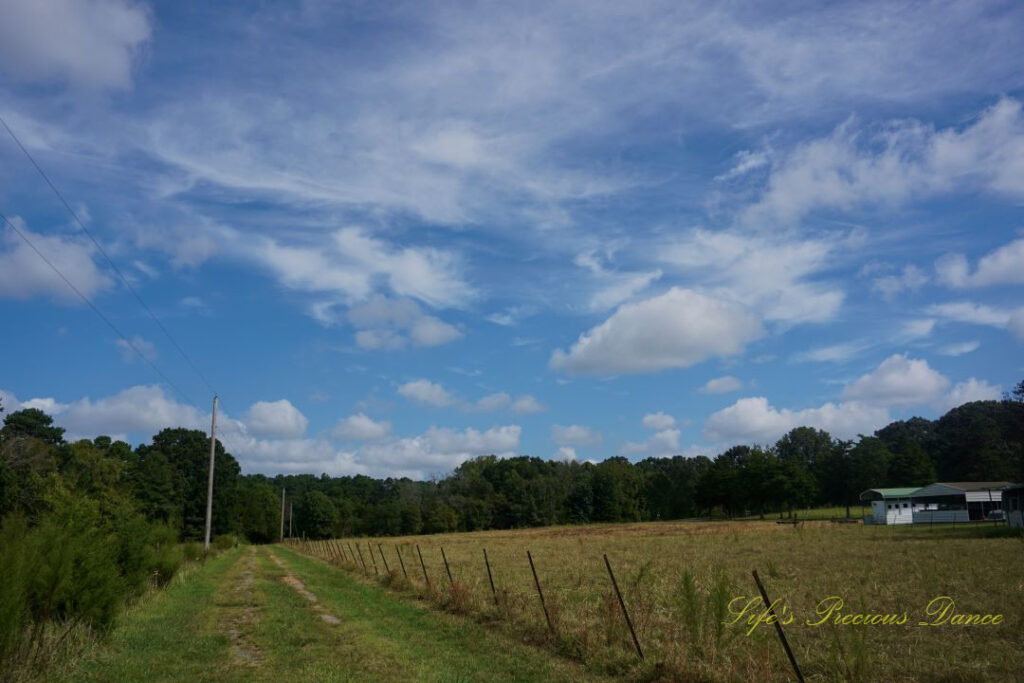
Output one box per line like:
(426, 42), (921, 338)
(552, 424), (601, 447)
(4, 385), (207, 441)
(510, 395), (545, 414)
(704, 396), (890, 444)
(941, 378), (1001, 411)
(554, 446), (577, 461)
(658, 229), (845, 324)
(642, 412), (676, 430)
(550, 288), (764, 375)
(115, 335), (157, 364)
(936, 238), (1024, 288)
(700, 376), (743, 394)
(397, 379), (459, 408)
(842, 354), (950, 407)
(0, 220), (110, 301)
(339, 295), (461, 350)
(0, 0), (151, 90)
(244, 399), (308, 438)
(354, 425), (521, 479)
(623, 427), (681, 455)
(475, 392), (511, 411)
(330, 413), (391, 441)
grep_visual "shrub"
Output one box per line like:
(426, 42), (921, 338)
(213, 534), (237, 551)
(0, 514), (33, 672)
(150, 524), (183, 587)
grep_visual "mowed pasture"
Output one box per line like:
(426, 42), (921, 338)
(297, 520), (1024, 682)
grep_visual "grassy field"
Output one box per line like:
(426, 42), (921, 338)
(56, 544), (597, 683)
(304, 519), (1024, 682)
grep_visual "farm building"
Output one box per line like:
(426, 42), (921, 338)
(910, 482), (1010, 523)
(859, 487), (920, 525)
(1005, 484), (1024, 528)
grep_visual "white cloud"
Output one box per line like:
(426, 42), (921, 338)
(330, 413), (391, 441)
(554, 446), (576, 461)
(704, 396), (890, 444)
(0, 0), (151, 90)
(552, 424), (601, 447)
(340, 295), (461, 350)
(936, 238), (1024, 288)
(115, 335), (157, 364)
(941, 378), (1001, 411)
(793, 341), (870, 363)
(926, 301), (1024, 339)
(715, 149), (769, 181)
(245, 399), (308, 438)
(938, 341), (980, 357)
(900, 319), (937, 340)
(871, 265), (928, 299)
(642, 412), (676, 430)
(475, 392), (511, 411)
(659, 229), (845, 324)
(550, 288), (764, 375)
(46, 385), (205, 439)
(0, 220), (110, 302)
(510, 394), (545, 414)
(744, 98), (1024, 224)
(842, 354), (950, 407)
(248, 227), (473, 311)
(1010, 309), (1024, 341)
(397, 379), (458, 408)
(700, 376), (743, 394)
(354, 425), (521, 479)
(624, 427), (681, 455)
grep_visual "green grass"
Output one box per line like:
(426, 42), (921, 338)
(64, 548), (244, 682)
(57, 544), (597, 682)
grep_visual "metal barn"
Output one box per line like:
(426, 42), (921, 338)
(910, 482), (1009, 523)
(859, 487), (921, 525)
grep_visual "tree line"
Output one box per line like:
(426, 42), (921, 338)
(2, 387), (1022, 548)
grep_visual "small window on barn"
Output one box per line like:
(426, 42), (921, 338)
(887, 504), (893, 509)
(903, 503), (908, 508)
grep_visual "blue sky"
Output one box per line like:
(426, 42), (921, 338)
(1, 0), (1022, 478)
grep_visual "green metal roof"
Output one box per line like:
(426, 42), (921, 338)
(859, 487), (920, 501)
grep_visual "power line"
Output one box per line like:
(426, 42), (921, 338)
(0, 211), (200, 409)
(0, 114), (217, 396)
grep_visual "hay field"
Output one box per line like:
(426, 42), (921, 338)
(299, 520), (1023, 681)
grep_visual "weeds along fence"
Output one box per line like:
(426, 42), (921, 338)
(284, 533), (812, 680)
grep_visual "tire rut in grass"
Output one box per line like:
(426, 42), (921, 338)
(217, 547), (264, 667)
(268, 551), (341, 626)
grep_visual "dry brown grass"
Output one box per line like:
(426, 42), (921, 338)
(299, 520), (1024, 681)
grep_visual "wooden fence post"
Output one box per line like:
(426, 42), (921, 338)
(527, 550), (554, 633)
(416, 544), (432, 590)
(440, 547), (455, 589)
(483, 548), (497, 605)
(377, 543), (391, 574)
(752, 569), (804, 683)
(355, 543), (368, 573)
(395, 545), (408, 578)
(604, 554), (643, 660)
(368, 541), (379, 575)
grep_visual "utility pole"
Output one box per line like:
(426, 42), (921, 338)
(289, 501), (293, 538)
(203, 395), (218, 552)
(280, 488), (286, 541)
